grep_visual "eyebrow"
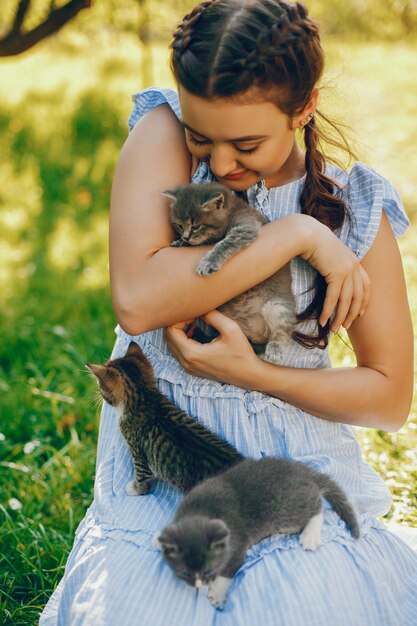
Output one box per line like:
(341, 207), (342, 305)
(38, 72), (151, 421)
(182, 122), (267, 142)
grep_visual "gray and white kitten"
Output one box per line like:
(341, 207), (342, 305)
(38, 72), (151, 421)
(163, 183), (297, 363)
(158, 457), (360, 609)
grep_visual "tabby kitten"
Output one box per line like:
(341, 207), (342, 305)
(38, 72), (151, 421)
(158, 457), (360, 609)
(163, 183), (297, 363)
(87, 342), (243, 495)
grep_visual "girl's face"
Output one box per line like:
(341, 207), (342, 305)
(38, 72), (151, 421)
(179, 87), (312, 190)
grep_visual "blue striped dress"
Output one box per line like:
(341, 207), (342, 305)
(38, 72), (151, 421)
(40, 88), (417, 626)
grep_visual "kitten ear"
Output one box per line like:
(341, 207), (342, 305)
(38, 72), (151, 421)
(126, 341), (144, 358)
(86, 363), (118, 390)
(208, 519), (229, 554)
(158, 525), (180, 557)
(86, 363), (107, 381)
(161, 189), (178, 202)
(201, 193), (225, 212)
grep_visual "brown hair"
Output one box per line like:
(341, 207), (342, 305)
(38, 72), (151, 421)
(170, 0), (354, 348)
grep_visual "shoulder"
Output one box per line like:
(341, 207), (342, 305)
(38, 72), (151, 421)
(128, 87), (182, 131)
(330, 162), (409, 261)
(119, 87), (190, 175)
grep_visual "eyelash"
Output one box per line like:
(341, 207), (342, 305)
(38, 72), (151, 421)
(188, 135), (259, 155)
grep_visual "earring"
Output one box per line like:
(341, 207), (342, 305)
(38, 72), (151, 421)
(300, 112), (314, 128)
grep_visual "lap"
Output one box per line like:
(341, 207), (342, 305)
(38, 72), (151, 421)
(40, 519), (417, 626)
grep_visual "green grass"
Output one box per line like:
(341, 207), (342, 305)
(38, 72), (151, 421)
(0, 35), (416, 625)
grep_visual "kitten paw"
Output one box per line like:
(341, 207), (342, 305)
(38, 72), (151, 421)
(207, 577), (232, 610)
(125, 480), (151, 496)
(151, 532), (162, 550)
(263, 342), (284, 365)
(300, 511), (324, 551)
(196, 258), (221, 276)
(170, 239), (185, 247)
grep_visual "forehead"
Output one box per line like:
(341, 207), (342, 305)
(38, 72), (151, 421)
(179, 87), (288, 140)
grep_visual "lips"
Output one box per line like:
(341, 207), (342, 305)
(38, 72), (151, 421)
(222, 169), (249, 181)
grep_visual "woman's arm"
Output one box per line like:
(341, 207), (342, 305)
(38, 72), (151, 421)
(166, 212), (413, 432)
(110, 106), (369, 336)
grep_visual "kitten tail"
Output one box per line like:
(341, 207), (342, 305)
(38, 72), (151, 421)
(316, 475), (360, 539)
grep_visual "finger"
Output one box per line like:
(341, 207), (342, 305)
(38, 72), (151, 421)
(319, 278), (343, 328)
(167, 318), (196, 331)
(200, 310), (240, 335)
(342, 272), (364, 329)
(359, 266), (371, 316)
(165, 324), (193, 351)
(330, 277), (353, 333)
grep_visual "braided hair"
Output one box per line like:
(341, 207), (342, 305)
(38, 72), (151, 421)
(170, 0), (354, 349)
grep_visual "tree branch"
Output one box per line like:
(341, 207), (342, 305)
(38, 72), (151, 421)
(12, 0), (31, 34)
(0, 0), (92, 56)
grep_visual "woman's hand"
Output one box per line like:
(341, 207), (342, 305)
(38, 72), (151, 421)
(165, 310), (261, 386)
(300, 217), (371, 333)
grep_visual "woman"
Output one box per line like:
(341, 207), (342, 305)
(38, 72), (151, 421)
(41, 1), (417, 624)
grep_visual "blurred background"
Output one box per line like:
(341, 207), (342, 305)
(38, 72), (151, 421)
(0, 1), (416, 624)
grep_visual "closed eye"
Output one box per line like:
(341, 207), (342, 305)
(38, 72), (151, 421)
(236, 145), (259, 155)
(188, 134), (259, 155)
(173, 223), (184, 232)
(188, 135), (209, 147)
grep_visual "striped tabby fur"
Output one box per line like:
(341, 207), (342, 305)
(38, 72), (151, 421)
(87, 342), (243, 495)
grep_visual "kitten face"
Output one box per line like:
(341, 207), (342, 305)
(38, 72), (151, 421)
(159, 516), (230, 587)
(163, 184), (230, 245)
(87, 342), (156, 408)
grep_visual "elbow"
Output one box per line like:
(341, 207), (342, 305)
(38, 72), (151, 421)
(112, 292), (154, 337)
(384, 404), (412, 433)
(380, 386), (413, 433)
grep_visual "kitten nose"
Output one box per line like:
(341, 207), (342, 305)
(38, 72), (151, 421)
(182, 231), (190, 241)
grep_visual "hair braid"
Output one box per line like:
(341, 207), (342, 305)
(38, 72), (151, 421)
(170, 0), (221, 56)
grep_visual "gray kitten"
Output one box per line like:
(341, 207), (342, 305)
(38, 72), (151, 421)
(158, 457), (360, 609)
(87, 342), (242, 496)
(163, 183), (297, 363)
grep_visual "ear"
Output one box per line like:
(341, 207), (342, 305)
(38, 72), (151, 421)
(208, 519), (229, 553)
(159, 525), (180, 557)
(293, 88), (319, 130)
(126, 341), (143, 358)
(86, 363), (118, 390)
(162, 189), (178, 202)
(86, 363), (107, 382)
(201, 192), (225, 211)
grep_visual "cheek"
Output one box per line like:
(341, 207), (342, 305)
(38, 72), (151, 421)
(257, 141), (293, 172)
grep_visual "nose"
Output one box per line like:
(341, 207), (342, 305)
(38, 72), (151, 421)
(208, 145), (237, 178)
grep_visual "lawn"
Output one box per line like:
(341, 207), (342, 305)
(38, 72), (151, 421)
(0, 35), (416, 625)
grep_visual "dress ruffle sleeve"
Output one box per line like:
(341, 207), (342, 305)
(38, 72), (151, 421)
(128, 87), (182, 132)
(339, 163), (409, 260)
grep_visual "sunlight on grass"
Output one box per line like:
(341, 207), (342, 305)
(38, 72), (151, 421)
(47, 214), (109, 289)
(323, 40), (417, 218)
(0, 34), (416, 625)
